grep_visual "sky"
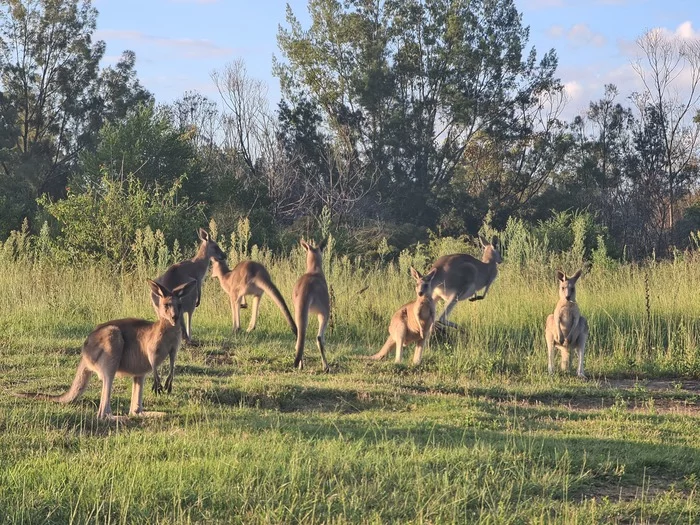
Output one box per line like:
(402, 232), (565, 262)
(93, 0), (700, 120)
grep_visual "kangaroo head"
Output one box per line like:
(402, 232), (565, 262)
(210, 258), (227, 280)
(410, 267), (437, 298)
(479, 235), (503, 264)
(148, 279), (198, 327)
(199, 228), (226, 262)
(556, 269), (582, 302)
(301, 238), (327, 272)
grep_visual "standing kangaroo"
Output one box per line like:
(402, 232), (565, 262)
(545, 269), (588, 378)
(17, 279), (197, 419)
(152, 228), (226, 344)
(371, 267), (437, 365)
(293, 238), (330, 372)
(430, 236), (502, 327)
(211, 258), (297, 335)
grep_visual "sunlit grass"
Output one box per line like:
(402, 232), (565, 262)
(0, 256), (699, 523)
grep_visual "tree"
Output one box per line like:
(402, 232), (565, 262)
(632, 29), (700, 238)
(275, 0), (561, 227)
(0, 0), (151, 235)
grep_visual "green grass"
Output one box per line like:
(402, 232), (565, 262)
(0, 256), (699, 523)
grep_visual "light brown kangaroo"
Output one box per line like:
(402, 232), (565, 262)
(430, 235), (502, 327)
(210, 258), (297, 335)
(17, 279), (197, 419)
(545, 269), (588, 378)
(371, 267), (437, 365)
(152, 228), (226, 344)
(292, 238), (330, 372)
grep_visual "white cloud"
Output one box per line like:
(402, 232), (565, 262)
(548, 25), (564, 38)
(547, 23), (607, 48)
(568, 24), (607, 47)
(675, 21), (699, 39)
(95, 29), (233, 59)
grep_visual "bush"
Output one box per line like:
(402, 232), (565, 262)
(37, 174), (203, 267)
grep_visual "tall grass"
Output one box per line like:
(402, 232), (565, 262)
(1, 227), (700, 523)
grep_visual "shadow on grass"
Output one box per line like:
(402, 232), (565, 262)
(203, 384), (395, 413)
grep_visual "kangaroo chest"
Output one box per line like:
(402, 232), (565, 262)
(557, 304), (579, 333)
(409, 300), (435, 331)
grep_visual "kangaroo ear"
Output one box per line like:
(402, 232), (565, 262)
(571, 269), (582, 281)
(318, 237), (328, 252)
(555, 270), (566, 282)
(199, 228), (209, 242)
(491, 235), (499, 247)
(148, 279), (170, 298)
(424, 268), (437, 281)
(410, 266), (422, 281)
(300, 239), (310, 251)
(174, 279), (198, 299)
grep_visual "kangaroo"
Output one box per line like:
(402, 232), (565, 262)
(430, 235), (502, 327)
(292, 238), (330, 372)
(17, 279), (197, 419)
(371, 267), (437, 365)
(545, 269), (588, 378)
(152, 228), (226, 344)
(210, 258), (297, 335)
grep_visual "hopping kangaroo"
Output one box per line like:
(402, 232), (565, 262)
(292, 238), (330, 372)
(545, 269), (588, 378)
(430, 236), (502, 327)
(371, 267), (437, 365)
(211, 259), (297, 335)
(17, 279), (197, 419)
(152, 228), (226, 343)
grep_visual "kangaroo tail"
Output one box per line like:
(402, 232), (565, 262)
(259, 277), (297, 336)
(16, 359), (92, 404)
(370, 337), (394, 361)
(293, 297), (309, 368)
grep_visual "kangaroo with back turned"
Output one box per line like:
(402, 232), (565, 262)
(430, 235), (502, 327)
(152, 228), (226, 344)
(211, 258), (297, 335)
(545, 269), (588, 378)
(17, 279), (197, 419)
(293, 238), (330, 372)
(371, 267), (437, 365)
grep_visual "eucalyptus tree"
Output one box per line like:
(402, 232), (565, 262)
(275, 0), (562, 226)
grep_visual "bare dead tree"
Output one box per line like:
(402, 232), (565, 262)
(212, 58), (275, 177)
(632, 29), (700, 234)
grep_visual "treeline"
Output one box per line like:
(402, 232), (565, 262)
(1, 0), (700, 265)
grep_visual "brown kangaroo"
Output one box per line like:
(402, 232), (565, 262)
(210, 258), (297, 335)
(152, 228), (226, 343)
(430, 236), (502, 327)
(371, 267), (437, 365)
(17, 279), (197, 419)
(292, 238), (330, 372)
(545, 269), (588, 378)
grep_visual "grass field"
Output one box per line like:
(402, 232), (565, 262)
(1, 251), (699, 523)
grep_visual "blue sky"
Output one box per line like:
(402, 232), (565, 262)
(94, 0), (700, 119)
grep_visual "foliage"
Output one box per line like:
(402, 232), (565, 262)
(276, 0), (562, 227)
(0, 0), (151, 236)
(37, 173), (202, 267)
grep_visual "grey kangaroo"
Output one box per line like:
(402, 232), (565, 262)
(430, 236), (502, 327)
(371, 267), (437, 365)
(293, 238), (330, 372)
(17, 279), (197, 419)
(545, 269), (588, 378)
(152, 228), (225, 343)
(211, 258), (297, 335)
